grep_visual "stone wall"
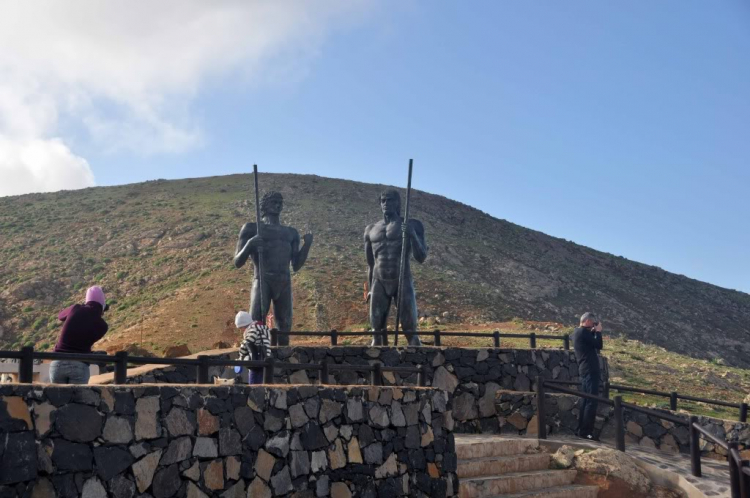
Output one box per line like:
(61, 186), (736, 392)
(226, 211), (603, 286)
(495, 391), (750, 460)
(112, 347), (608, 434)
(0, 384), (456, 497)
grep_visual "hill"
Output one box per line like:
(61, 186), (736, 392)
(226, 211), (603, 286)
(1, 173), (749, 369)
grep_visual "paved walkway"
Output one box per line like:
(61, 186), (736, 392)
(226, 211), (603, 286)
(455, 434), (732, 498)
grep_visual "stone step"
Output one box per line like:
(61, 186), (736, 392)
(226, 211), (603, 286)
(455, 438), (539, 460)
(457, 453), (550, 478)
(486, 484), (600, 498)
(458, 469), (578, 498)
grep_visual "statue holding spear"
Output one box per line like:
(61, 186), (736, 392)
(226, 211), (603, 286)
(364, 160), (428, 346)
(234, 165), (313, 345)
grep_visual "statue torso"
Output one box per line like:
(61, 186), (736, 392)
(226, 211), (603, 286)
(241, 222), (297, 280)
(368, 219), (409, 281)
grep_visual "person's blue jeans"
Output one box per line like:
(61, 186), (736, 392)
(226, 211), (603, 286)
(49, 360), (90, 384)
(577, 372), (600, 437)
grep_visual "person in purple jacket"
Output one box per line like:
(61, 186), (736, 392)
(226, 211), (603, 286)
(49, 286), (109, 384)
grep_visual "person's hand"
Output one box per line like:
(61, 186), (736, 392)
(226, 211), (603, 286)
(303, 233), (314, 245)
(247, 234), (264, 249)
(402, 222), (416, 239)
(594, 322), (603, 333)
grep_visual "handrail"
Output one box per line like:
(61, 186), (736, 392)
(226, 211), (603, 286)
(555, 380), (747, 422)
(690, 417), (749, 498)
(620, 401), (687, 426)
(0, 346), (426, 387)
(543, 381), (614, 406)
(267, 329), (571, 349)
(677, 393), (743, 409)
(692, 422), (730, 451)
(539, 377), (748, 498)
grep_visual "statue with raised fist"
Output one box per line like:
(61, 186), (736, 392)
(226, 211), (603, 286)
(234, 191), (312, 345)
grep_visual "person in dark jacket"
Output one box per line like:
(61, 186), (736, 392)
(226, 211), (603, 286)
(572, 311), (603, 439)
(49, 286), (109, 384)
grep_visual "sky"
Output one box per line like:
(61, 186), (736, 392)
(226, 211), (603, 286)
(0, 1), (748, 293)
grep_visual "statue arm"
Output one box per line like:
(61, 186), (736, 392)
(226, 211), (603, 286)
(364, 226), (375, 289)
(292, 229), (313, 272)
(409, 219), (428, 264)
(233, 223), (257, 268)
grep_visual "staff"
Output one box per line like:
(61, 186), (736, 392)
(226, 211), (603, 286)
(394, 159), (413, 346)
(253, 164), (266, 324)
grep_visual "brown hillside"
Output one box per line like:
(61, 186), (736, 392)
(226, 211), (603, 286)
(0, 173), (748, 367)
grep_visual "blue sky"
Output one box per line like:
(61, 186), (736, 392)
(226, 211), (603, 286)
(2, 2), (748, 292)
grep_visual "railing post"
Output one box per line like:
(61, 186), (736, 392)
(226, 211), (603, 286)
(197, 355), (209, 384)
(563, 334), (570, 350)
(530, 333), (536, 349)
(690, 416), (702, 477)
(270, 329), (278, 347)
(729, 442), (740, 498)
(670, 391), (678, 411)
(371, 363), (383, 386)
(433, 329), (441, 347)
(535, 376), (546, 439)
(263, 358), (275, 385)
(114, 351), (128, 384)
(493, 331), (500, 348)
(330, 330), (338, 346)
(604, 381), (611, 400)
(739, 403), (748, 423)
(417, 365), (426, 387)
(19, 346), (34, 383)
(320, 360), (329, 385)
(614, 395), (625, 451)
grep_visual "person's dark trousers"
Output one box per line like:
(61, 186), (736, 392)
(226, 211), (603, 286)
(577, 373), (600, 438)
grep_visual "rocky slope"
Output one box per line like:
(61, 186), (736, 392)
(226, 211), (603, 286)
(0, 173), (748, 367)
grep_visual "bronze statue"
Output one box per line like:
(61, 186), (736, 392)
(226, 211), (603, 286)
(364, 189), (428, 346)
(234, 191), (313, 345)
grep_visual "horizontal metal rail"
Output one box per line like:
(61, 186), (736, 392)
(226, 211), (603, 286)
(0, 346), (428, 387)
(543, 380), (614, 406)
(693, 422), (730, 451)
(677, 393), (742, 409)
(621, 401), (687, 425)
(267, 329), (570, 349)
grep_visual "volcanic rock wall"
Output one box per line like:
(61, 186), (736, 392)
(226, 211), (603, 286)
(104, 346), (609, 435)
(0, 384), (456, 497)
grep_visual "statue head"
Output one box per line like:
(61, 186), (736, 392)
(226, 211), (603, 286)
(380, 189), (401, 217)
(260, 191), (283, 218)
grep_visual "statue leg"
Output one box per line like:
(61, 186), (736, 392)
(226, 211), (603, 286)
(250, 279), (272, 324)
(399, 283), (421, 346)
(273, 284), (293, 347)
(369, 279), (390, 346)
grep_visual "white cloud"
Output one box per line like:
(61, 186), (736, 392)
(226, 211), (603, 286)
(0, 137), (95, 196)
(0, 1), (370, 196)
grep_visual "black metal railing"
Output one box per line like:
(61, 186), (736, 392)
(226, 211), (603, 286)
(269, 329), (570, 349)
(538, 377), (750, 498)
(0, 347), (426, 387)
(544, 379), (749, 422)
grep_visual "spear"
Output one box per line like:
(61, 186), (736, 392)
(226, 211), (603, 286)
(253, 164), (266, 324)
(394, 159), (413, 346)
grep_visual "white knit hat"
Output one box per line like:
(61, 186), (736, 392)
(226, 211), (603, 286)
(235, 311), (253, 328)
